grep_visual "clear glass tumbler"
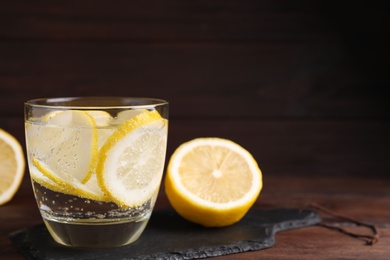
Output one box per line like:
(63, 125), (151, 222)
(24, 97), (168, 248)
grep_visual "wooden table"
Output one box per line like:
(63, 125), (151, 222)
(1, 1), (389, 259)
(1, 118), (389, 259)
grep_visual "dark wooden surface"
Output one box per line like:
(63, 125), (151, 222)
(2, 173), (390, 259)
(1, 1), (389, 259)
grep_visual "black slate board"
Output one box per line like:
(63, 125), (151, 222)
(10, 208), (321, 260)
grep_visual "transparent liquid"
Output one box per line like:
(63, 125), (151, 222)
(25, 110), (167, 248)
(33, 181), (154, 247)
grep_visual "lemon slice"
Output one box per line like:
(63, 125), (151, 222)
(25, 110), (98, 184)
(0, 129), (25, 206)
(86, 110), (113, 127)
(32, 159), (109, 202)
(85, 110), (116, 149)
(29, 166), (68, 194)
(165, 137), (263, 227)
(97, 110), (168, 208)
(114, 109), (148, 125)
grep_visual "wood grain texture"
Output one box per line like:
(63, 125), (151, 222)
(0, 1), (388, 119)
(213, 227), (390, 259)
(1, 117), (390, 259)
(0, 40), (387, 118)
(0, 1), (346, 41)
(0, 1), (389, 259)
(1, 172), (390, 259)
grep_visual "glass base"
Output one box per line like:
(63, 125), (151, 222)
(43, 216), (150, 248)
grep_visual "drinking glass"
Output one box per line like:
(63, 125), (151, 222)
(24, 97), (168, 248)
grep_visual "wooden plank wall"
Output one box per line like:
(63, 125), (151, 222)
(1, 1), (388, 177)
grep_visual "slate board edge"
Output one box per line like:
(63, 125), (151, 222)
(271, 209), (322, 233)
(133, 236), (275, 260)
(135, 210), (322, 260)
(8, 225), (276, 260)
(8, 209), (322, 260)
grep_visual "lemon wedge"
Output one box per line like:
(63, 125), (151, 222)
(165, 137), (263, 227)
(97, 110), (168, 208)
(0, 129), (25, 206)
(25, 110), (98, 184)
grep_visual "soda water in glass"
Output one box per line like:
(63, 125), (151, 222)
(24, 97), (168, 248)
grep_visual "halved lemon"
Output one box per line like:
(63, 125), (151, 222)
(165, 137), (263, 227)
(0, 129), (25, 206)
(97, 110), (168, 208)
(25, 110), (98, 184)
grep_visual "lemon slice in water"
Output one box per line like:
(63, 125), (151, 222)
(97, 110), (168, 208)
(30, 162), (109, 202)
(86, 110), (113, 127)
(26, 110), (98, 184)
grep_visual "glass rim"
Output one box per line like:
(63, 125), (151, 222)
(25, 96), (168, 110)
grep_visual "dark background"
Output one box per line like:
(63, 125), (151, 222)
(1, 1), (389, 179)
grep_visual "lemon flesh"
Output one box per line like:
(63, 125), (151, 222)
(0, 129), (25, 206)
(97, 110), (168, 208)
(26, 109), (168, 206)
(165, 137), (262, 227)
(30, 162), (109, 202)
(26, 110), (98, 184)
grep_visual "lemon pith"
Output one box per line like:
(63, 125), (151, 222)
(26, 110), (104, 201)
(0, 129), (25, 206)
(25, 110), (98, 184)
(26, 109), (168, 207)
(165, 137), (262, 227)
(97, 110), (168, 208)
(30, 163), (110, 202)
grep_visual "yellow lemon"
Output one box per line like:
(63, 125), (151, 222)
(0, 129), (25, 206)
(25, 110), (110, 201)
(165, 137), (262, 227)
(32, 158), (110, 202)
(97, 110), (168, 208)
(114, 109), (148, 125)
(85, 110), (113, 127)
(25, 110), (98, 184)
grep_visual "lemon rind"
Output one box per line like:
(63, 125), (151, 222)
(167, 137), (262, 210)
(32, 158), (110, 202)
(80, 111), (99, 184)
(27, 110), (99, 184)
(96, 110), (167, 208)
(0, 129), (25, 205)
